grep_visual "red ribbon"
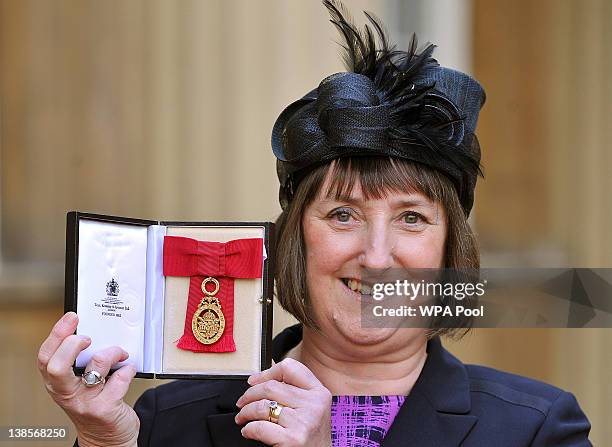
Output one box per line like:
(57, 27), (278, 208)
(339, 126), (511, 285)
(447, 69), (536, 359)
(163, 236), (263, 353)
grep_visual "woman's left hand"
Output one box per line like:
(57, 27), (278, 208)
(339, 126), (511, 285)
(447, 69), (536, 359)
(235, 358), (332, 447)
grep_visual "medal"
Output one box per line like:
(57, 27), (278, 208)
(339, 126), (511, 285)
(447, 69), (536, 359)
(163, 236), (263, 353)
(191, 277), (225, 345)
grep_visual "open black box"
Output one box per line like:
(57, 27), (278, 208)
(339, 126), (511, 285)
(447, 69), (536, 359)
(64, 211), (274, 380)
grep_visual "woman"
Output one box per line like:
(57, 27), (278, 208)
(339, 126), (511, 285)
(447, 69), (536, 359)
(38, 1), (591, 446)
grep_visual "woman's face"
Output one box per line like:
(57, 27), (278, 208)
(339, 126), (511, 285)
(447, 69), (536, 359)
(302, 173), (447, 347)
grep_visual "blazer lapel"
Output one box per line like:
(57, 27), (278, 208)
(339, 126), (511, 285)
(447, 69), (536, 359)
(207, 380), (266, 447)
(381, 338), (478, 447)
(380, 390), (477, 447)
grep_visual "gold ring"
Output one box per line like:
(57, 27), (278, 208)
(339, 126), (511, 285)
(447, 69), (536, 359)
(201, 277), (220, 296)
(268, 400), (283, 424)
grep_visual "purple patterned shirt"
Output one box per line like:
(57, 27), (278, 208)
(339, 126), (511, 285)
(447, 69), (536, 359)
(331, 395), (406, 447)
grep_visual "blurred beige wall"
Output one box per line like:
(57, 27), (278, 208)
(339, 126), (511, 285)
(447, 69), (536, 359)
(0, 0), (610, 445)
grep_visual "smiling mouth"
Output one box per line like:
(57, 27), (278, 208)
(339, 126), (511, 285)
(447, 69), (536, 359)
(340, 278), (373, 295)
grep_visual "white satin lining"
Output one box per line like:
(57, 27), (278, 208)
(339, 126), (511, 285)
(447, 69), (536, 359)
(76, 219), (148, 371)
(143, 225), (166, 373)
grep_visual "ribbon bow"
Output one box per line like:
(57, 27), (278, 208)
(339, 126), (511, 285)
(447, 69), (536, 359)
(163, 236), (264, 353)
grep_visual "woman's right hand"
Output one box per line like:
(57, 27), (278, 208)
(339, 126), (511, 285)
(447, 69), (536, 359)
(37, 312), (139, 447)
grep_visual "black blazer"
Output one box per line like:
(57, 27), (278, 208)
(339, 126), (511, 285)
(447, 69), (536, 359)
(80, 324), (593, 446)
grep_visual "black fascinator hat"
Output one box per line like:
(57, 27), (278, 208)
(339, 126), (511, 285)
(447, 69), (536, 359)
(272, 0), (486, 216)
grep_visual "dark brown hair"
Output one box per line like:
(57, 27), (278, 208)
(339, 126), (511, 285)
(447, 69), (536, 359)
(274, 156), (479, 339)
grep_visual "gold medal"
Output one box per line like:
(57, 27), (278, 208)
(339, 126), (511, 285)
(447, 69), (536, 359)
(192, 277), (225, 345)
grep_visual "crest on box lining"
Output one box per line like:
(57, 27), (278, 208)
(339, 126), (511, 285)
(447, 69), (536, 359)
(106, 278), (120, 297)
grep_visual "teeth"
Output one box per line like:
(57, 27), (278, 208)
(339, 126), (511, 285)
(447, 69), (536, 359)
(346, 279), (372, 295)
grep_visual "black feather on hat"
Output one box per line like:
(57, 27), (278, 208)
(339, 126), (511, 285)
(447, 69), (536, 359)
(272, 0), (486, 215)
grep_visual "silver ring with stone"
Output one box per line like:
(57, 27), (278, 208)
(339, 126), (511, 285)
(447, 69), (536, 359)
(81, 370), (105, 387)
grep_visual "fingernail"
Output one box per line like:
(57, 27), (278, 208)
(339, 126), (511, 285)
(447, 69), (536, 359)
(65, 312), (77, 323)
(80, 335), (91, 343)
(247, 374), (257, 385)
(122, 349), (129, 357)
(236, 398), (243, 408)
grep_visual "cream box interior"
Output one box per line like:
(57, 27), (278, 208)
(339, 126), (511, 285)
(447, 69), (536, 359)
(64, 212), (274, 379)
